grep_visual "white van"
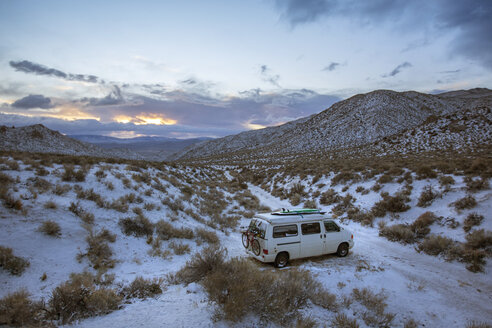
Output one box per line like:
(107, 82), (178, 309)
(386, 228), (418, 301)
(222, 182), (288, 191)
(241, 209), (354, 268)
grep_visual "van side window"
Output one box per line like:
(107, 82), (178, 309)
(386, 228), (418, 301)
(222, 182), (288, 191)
(324, 221), (340, 232)
(301, 222), (321, 235)
(273, 225), (298, 238)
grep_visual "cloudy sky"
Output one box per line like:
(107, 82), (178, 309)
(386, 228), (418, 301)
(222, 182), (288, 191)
(0, 0), (491, 138)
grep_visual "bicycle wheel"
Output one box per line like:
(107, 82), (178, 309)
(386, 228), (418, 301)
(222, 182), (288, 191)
(251, 239), (261, 256)
(242, 233), (249, 248)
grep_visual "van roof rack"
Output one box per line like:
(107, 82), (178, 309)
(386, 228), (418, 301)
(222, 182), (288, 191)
(271, 208), (325, 216)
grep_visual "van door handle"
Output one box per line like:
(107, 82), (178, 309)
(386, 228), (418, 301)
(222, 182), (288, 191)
(324, 234), (326, 238)
(320, 234), (322, 239)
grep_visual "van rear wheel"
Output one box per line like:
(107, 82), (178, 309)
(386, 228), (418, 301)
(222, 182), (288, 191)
(337, 243), (349, 257)
(274, 252), (289, 268)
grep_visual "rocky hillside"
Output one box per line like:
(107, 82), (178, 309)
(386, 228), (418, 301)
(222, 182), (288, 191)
(0, 124), (142, 160)
(172, 88), (492, 160)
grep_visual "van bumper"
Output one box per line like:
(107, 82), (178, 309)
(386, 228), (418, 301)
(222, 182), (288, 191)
(246, 249), (276, 263)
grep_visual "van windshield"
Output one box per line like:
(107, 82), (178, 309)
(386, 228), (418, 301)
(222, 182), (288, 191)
(248, 219), (266, 239)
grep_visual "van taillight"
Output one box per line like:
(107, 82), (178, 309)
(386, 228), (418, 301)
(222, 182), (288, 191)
(351, 234), (353, 239)
(263, 249), (268, 255)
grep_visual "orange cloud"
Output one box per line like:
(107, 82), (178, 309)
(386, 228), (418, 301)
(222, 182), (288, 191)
(114, 113), (177, 125)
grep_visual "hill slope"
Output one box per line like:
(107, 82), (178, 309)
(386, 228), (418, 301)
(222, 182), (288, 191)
(0, 124), (142, 160)
(173, 88), (492, 161)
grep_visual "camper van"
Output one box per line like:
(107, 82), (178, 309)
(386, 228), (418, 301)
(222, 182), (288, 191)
(241, 209), (354, 268)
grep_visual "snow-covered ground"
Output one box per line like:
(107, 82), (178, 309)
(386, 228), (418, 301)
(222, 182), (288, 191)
(1, 157), (491, 327)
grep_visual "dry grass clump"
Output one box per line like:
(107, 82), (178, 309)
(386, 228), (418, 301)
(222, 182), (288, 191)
(464, 177), (489, 192)
(303, 199), (317, 209)
(61, 165), (87, 182)
(162, 196), (185, 214)
(411, 212), (437, 237)
(44, 200), (57, 209)
(377, 174), (393, 184)
(347, 208), (375, 227)
(78, 229), (116, 272)
(465, 321), (492, 328)
(0, 246), (29, 276)
(439, 175), (455, 188)
(121, 276), (163, 300)
(417, 185), (440, 207)
(311, 289), (338, 311)
(451, 195), (477, 211)
(155, 220), (194, 240)
(415, 165), (437, 180)
(49, 272), (121, 324)
(202, 258), (323, 325)
(119, 215), (153, 238)
(332, 194), (355, 216)
(169, 241), (191, 255)
(371, 192), (410, 217)
(351, 288), (394, 327)
(417, 235), (454, 256)
(331, 313), (360, 328)
(30, 177), (52, 193)
(77, 188), (106, 208)
(463, 213), (484, 232)
(53, 183), (71, 195)
(331, 171), (360, 186)
(0, 289), (45, 327)
(39, 220), (61, 237)
(69, 202), (95, 224)
(319, 189), (341, 205)
(195, 228), (219, 245)
(2, 193), (23, 211)
(379, 224), (415, 244)
(171, 245), (226, 285)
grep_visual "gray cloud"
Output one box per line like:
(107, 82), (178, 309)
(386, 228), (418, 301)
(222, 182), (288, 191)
(81, 85), (124, 106)
(260, 65), (281, 87)
(9, 60), (101, 83)
(11, 94), (54, 109)
(383, 62), (412, 77)
(274, 0), (492, 70)
(323, 62), (340, 71)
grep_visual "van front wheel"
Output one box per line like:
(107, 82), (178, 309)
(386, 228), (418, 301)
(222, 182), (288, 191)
(274, 252), (289, 268)
(337, 243), (349, 257)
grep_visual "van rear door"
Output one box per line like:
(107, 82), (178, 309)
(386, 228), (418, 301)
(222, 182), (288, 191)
(300, 222), (324, 257)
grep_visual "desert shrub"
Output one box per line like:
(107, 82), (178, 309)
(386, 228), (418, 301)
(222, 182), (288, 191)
(155, 220), (194, 240)
(347, 208), (375, 227)
(202, 258), (321, 325)
(0, 246), (29, 275)
(172, 246), (226, 285)
(463, 213), (484, 232)
(371, 192), (410, 217)
(303, 199), (317, 209)
(311, 289), (338, 311)
(49, 272), (121, 324)
(195, 228), (219, 245)
(417, 235), (454, 256)
(319, 189), (341, 205)
(439, 175), (455, 187)
(121, 276), (163, 300)
(371, 183), (382, 192)
(290, 193), (301, 206)
(416, 165), (437, 180)
(410, 211), (436, 237)
(2, 194), (23, 211)
(39, 220), (61, 237)
(162, 197), (186, 213)
(30, 177), (52, 193)
(466, 321), (492, 328)
(62, 165), (87, 182)
(417, 185), (439, 207)
(44, 200), (57, 209)
(143, 202), (155, 211)
(377, 174), (393, 184)
(332, 194), (355, 216)
(332, 171), (359, 186)
(452, 195), (477, 211)
(77, 188), (106, 207)
(464, 177), (489, 192)
(464, 229), (492, 251)
(169, 241), (191, 255)
(351, 288), (394, 327)
(119, 215), (153, 237)
(404, 318), (419, 328)
(108, 198), (129, 213)
(355, 186), (365, 193)
(379, 224), (415, 244)
(331, 313), (360, 328)
(0, 289), (44, 327)
(53, 183), (71, 195)
(78, 230), (116, 271)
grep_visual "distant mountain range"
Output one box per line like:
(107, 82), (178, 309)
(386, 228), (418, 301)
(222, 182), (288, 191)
(69, 135), (212, 161)
(172, 88), (492, 161)
(1, 88), (490, 162)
